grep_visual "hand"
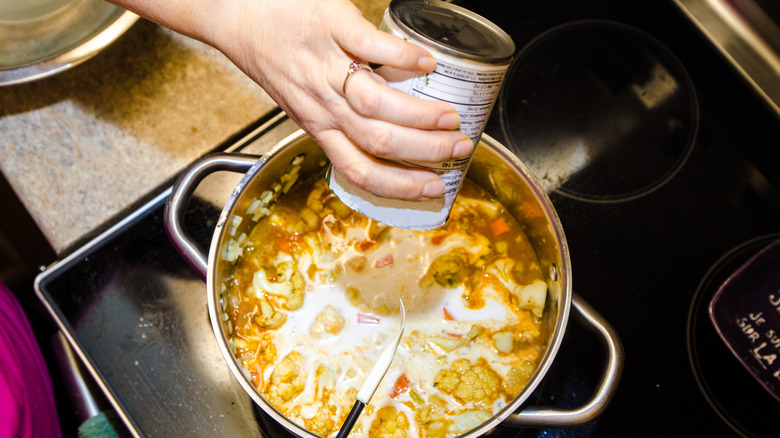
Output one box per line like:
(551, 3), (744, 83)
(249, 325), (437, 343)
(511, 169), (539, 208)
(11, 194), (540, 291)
(207, 0), (473, 200)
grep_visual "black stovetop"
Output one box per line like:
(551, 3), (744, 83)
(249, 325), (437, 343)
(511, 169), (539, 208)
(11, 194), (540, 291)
(36, 1), (780, 437)
(465, 0), (780, 436)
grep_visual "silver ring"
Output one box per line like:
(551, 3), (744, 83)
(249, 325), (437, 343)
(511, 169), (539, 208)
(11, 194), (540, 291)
(343, 60), (373, 94)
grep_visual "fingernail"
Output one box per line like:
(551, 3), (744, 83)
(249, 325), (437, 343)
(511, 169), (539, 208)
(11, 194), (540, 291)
(454, 138), (474, 158)
(417, 56), (437, 73)
(422, 179), (444, 198)
(437, 111), (460, 130)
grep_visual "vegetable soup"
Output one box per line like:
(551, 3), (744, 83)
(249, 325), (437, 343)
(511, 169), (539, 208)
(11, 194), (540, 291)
(220, 168), (548, 438)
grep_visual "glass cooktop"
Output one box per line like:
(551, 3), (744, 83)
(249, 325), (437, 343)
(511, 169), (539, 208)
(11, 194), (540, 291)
(36, 0), (780, 437)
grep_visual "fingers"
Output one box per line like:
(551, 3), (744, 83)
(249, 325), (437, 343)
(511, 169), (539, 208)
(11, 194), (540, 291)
(318, 130), (446, 200)
(334, 12), (437, 74)
(337, 67), (471, 164)
(326, 13), (473, 192)
(344, 69), (460, 130)
(269, 1), (469, 199)
(343, 116), (473, 164)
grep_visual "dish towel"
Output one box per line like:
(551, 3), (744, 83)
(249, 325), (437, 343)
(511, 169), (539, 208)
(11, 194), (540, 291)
(0, 282), (61, 438)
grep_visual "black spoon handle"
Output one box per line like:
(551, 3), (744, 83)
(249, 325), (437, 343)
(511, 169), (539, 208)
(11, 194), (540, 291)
(335, 400), (365, 438)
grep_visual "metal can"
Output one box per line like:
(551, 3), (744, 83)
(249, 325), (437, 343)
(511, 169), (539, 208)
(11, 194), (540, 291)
(328, 0), (515, 230)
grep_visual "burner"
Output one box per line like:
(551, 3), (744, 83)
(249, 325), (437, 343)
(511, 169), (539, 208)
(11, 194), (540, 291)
(687, 234), (780, 437)
(498, 20), (699, 203)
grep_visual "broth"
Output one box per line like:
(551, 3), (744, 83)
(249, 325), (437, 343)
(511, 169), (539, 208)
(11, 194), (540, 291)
(221, 169), (547, 438)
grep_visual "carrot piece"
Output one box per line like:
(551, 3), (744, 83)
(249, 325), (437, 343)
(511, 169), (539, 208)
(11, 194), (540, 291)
(522, 201), (544, 219)
(442, 307), (455, 321)
(250, 369), (261, 388)
(390, 374), (410, 398)
(490, 217), (510, 236)
(431, 234), (447, 245)
(276, 237), (292, 252)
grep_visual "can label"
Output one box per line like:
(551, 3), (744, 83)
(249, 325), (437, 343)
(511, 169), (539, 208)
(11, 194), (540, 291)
(328, 1), (513, 230)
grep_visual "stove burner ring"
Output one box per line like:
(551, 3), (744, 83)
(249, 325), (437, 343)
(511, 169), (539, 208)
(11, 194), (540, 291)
(498, 20), (699, 204)
(686, 234), (780, 437)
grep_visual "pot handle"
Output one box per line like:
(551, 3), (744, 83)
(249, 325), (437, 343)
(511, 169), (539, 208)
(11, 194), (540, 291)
(164, 153), (262, 280)
(503, 293), (624, 428)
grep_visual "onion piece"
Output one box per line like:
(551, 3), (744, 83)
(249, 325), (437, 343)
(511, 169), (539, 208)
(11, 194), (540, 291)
(494, 331), (515, 353)
(448, 410), (493, 434)
(515, 280), (547, 318)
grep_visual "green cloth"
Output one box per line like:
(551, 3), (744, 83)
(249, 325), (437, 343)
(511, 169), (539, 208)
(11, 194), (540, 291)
(78, 411), (129, 438)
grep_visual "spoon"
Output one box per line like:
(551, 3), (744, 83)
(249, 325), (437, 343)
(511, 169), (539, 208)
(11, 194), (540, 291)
(335, 299), (406, 438)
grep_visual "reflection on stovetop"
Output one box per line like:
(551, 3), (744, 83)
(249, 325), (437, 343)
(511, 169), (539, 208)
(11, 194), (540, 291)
(35, 0), (780, 437)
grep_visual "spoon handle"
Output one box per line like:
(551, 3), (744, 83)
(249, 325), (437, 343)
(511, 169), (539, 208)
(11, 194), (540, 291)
(335, 400), (365, 438)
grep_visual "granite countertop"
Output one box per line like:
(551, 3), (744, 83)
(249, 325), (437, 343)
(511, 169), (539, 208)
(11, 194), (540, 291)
(0, 0), (387, 255)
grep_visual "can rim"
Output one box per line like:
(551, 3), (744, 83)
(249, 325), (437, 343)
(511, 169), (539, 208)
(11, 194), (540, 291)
(387, 0), (515, 63)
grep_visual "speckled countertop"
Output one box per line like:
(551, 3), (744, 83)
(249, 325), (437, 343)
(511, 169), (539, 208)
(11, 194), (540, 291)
(0, 0), (387, 255)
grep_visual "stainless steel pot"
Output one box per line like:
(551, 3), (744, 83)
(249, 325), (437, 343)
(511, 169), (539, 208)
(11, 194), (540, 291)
(164, 129), (624, 437)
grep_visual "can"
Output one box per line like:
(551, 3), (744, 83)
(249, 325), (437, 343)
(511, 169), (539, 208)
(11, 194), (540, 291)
(327, 0), (515, 230)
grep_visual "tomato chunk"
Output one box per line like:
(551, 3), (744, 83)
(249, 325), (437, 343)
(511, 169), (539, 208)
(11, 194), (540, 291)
(390, 374), (410, 398)
(375, 253), (394, 268)
(357, 313), (381, 325)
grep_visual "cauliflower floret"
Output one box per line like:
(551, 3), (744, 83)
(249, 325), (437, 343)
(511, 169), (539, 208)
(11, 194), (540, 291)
(306, 183), (328, 213)
(338, 387), (358, 416)
(252, 259), (305, 310)
(235, 332), (277, 367)
(485, 257), (516, 290)
(368, 406), (409, 438)
(266, 352), (306, 405)
(255, 300), (287, 329)
(425, 252), (467, 288)
(302, 366), (351, 438)
(309, 306), (345, 338)
(328, 197), (354, 219)
(416, 403), (451, 438)
(304, 404), (336, 437)
(230, 337), (254, 361)
(485, 258), (546, 318)
(434, 358), (501, 407)
(255, 336), (277, 365)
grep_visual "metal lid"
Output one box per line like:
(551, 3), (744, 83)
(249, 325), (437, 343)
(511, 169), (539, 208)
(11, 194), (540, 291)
(389, 0), (515, 63)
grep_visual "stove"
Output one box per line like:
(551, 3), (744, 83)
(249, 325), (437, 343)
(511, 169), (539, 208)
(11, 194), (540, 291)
(35, 0), (780, 437)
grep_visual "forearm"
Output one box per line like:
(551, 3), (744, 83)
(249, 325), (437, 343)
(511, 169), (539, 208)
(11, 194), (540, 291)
(104, 0), (226, 47)
(104, 0), (467, 200)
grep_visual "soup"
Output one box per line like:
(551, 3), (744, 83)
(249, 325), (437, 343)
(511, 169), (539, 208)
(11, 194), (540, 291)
(220, 167), (548, 438)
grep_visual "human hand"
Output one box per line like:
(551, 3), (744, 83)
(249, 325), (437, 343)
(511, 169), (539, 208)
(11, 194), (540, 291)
(208, 0), (473, 200)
